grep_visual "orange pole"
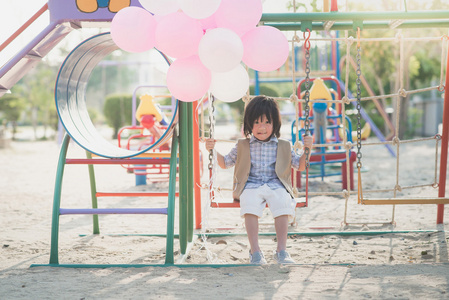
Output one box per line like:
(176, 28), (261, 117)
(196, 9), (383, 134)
(323, 0), (330, 12)
(437, 40), (449, 224)
(193, 100), (202, 229)
(0, 3), (49, 52)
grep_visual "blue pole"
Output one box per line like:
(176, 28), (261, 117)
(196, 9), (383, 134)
(254, 70), (260, 95)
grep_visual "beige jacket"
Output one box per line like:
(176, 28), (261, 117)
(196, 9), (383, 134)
(233, 138), (294, 200)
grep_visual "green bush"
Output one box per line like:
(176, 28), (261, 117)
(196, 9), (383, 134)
(103, 94), (137, 139)
(0, 94), (25, 139)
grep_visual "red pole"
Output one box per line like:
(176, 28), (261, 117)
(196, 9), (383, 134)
(437, 39), (449, 224)
(193, 100), (202, 229)
(330, 0), (338, 12)
(0, 3), (48, 52)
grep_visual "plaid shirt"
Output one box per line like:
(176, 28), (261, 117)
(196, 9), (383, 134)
(223, 135), (302, 190)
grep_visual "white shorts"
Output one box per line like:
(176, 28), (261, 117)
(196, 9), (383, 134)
(239, 184), (296, 219)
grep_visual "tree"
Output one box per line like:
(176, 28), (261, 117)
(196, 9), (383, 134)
(103, 94), (136, 139)
(13, 61), (58, 140)
(0, 94), (25, 140)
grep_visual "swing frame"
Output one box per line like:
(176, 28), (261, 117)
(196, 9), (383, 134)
(197, 9), (449, 229)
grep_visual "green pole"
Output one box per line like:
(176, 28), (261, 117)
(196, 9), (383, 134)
(179, 101), (188, 254)
(264, 20), (449, 32)
(165, 129), (178, 264)
(261, 11), (449, 23)
(86, 151), (99, 234)
(49, 134), (70, 264)
(187, 103), (194, 243)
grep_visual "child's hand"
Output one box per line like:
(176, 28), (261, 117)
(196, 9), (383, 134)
(205, 138), (216, 151)
(303, 135), (313, 150)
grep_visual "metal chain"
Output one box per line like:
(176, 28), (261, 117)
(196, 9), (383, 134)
(356, 42), (363, 168)
(208, 94), (215, 170)
(303, 29), (311, 167)
(304, 50), (311, 136)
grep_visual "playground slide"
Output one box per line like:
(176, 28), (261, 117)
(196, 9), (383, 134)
(336, 79), (395, 157)
(0, 0), (138, 98)
(0, 22), (73, 97)
(55, 33), (177, 158)
(0, 4), (177, 158)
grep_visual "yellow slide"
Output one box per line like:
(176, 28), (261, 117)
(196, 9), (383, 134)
(339, 122), (371, 141)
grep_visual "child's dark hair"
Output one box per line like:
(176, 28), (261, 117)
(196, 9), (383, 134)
(243, 95), (281, 139)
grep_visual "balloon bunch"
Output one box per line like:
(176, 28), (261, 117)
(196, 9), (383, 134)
(111, 0), (289, 102)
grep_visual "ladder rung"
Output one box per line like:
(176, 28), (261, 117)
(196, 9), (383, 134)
(91, 152), (174, 158)
(96, 192), (179, 197)
(361, 197), (449, 205)
(59, 208), (168, 215)
(25, 53), (43, 60)
(65, 158), (170, 165)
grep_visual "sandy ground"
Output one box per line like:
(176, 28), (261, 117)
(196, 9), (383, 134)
(1, 128), (449, 299)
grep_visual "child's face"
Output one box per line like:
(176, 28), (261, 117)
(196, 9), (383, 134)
(252, 115), (273, 142)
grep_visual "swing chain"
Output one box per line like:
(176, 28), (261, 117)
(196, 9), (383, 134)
(356, 35), (363, 168)
(208, 94), (215, 170)
(303, 29), (311, 167)
(303, 29), (311, 137)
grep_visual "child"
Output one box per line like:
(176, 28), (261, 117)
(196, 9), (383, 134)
(205, 95), (313, 264)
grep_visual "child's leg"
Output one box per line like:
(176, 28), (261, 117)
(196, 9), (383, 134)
(244, 213), (260, 253)
(267, 188), (296, 252)
(274, 215), (289, 252)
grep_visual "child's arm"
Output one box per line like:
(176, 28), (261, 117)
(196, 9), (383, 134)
(205, 138), (226, 169)
(294, 135), (313, 171)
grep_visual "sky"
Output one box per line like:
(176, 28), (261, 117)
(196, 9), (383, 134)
(0, 1), (48, 66)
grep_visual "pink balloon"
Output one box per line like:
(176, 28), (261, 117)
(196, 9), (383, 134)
(166, 56), (211, 102)
(156, 12), (204, 59)
(242, 26), (290, 72)
(111, 7), (157, 53)
(199, 14), (217, 32)
(214, 0), (263, 36)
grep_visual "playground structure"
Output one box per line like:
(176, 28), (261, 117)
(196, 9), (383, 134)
(117, 88), (175, 185)
(1, 0), (449, 267)
(0, 1), (199, 266)
(254, 29), (395, 152)
(293, 77), (357, 190)
(252, 25), (396, 186)
(117, 88), (205, 185)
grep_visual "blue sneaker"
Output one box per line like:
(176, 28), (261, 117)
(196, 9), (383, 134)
(249, 251), (267, 265)
(273, 250), (295, 264)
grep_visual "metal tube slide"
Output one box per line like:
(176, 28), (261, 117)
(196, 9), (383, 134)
(55, 32), (177, 158)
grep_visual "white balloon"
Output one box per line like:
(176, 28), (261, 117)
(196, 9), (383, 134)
(139, 0), (180, 15)
(180, 0), (221, 19)
(198, 28), (243, 73)
(210, 64), (249, 103)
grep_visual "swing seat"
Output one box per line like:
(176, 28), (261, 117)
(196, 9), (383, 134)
(361, 197), (449, 205)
